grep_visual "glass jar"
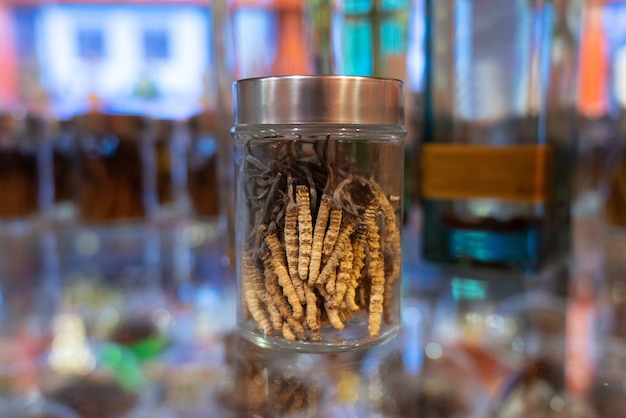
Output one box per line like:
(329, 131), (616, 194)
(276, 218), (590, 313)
(73, 112), (158, 223)
(232, 75), (406, 351)
(0, 110), (54, 223)
(68, 112), (162, 293)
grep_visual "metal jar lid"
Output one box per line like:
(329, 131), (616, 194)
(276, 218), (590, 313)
(233, 75), (404, 126)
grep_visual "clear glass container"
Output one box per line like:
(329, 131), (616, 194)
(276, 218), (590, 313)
(72, 112), (159, 223)
(232, 75), (406, 351)
(416, 0), (581, 273)
(68, 112), (162, 294)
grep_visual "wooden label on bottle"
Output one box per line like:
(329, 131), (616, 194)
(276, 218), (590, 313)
(419, 144), (551, 202)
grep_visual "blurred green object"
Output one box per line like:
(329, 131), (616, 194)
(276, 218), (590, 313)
(98, 343), (146, 392)
(128, 335), (167, 362)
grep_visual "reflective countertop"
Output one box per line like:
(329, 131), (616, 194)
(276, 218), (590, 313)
(0, 208), (623, 418)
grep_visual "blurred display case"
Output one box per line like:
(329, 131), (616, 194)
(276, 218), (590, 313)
(0, 0), (624, 416)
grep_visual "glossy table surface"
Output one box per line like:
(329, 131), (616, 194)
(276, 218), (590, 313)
(0, 206), (623, 418)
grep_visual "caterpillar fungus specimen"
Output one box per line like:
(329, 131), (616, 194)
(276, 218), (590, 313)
(240, 139), (401, 343)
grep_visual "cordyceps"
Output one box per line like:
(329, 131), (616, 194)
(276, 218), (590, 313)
(240, 148), (402, 343)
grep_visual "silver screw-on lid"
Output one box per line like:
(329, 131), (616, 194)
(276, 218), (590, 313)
(233, 75), (404, 125)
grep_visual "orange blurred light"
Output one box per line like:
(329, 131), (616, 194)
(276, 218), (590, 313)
(578, 2), (609, 117)
(0, 4), (18, 105)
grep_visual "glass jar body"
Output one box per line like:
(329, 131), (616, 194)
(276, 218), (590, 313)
(233, 124), (405, 351)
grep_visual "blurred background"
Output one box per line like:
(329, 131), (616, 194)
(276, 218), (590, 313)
(0, 0), (625, 416)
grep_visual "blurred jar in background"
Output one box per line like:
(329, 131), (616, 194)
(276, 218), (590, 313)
(412, 0), (581, 275)
(73, 113), (159, 223)
(0, 110), (54, 224)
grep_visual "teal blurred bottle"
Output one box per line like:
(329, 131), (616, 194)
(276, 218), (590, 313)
(417, 0), (581, 273)
(333, 0), (410, 78)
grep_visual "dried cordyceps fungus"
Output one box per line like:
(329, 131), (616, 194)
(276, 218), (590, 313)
(240, 139), (401, 344)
